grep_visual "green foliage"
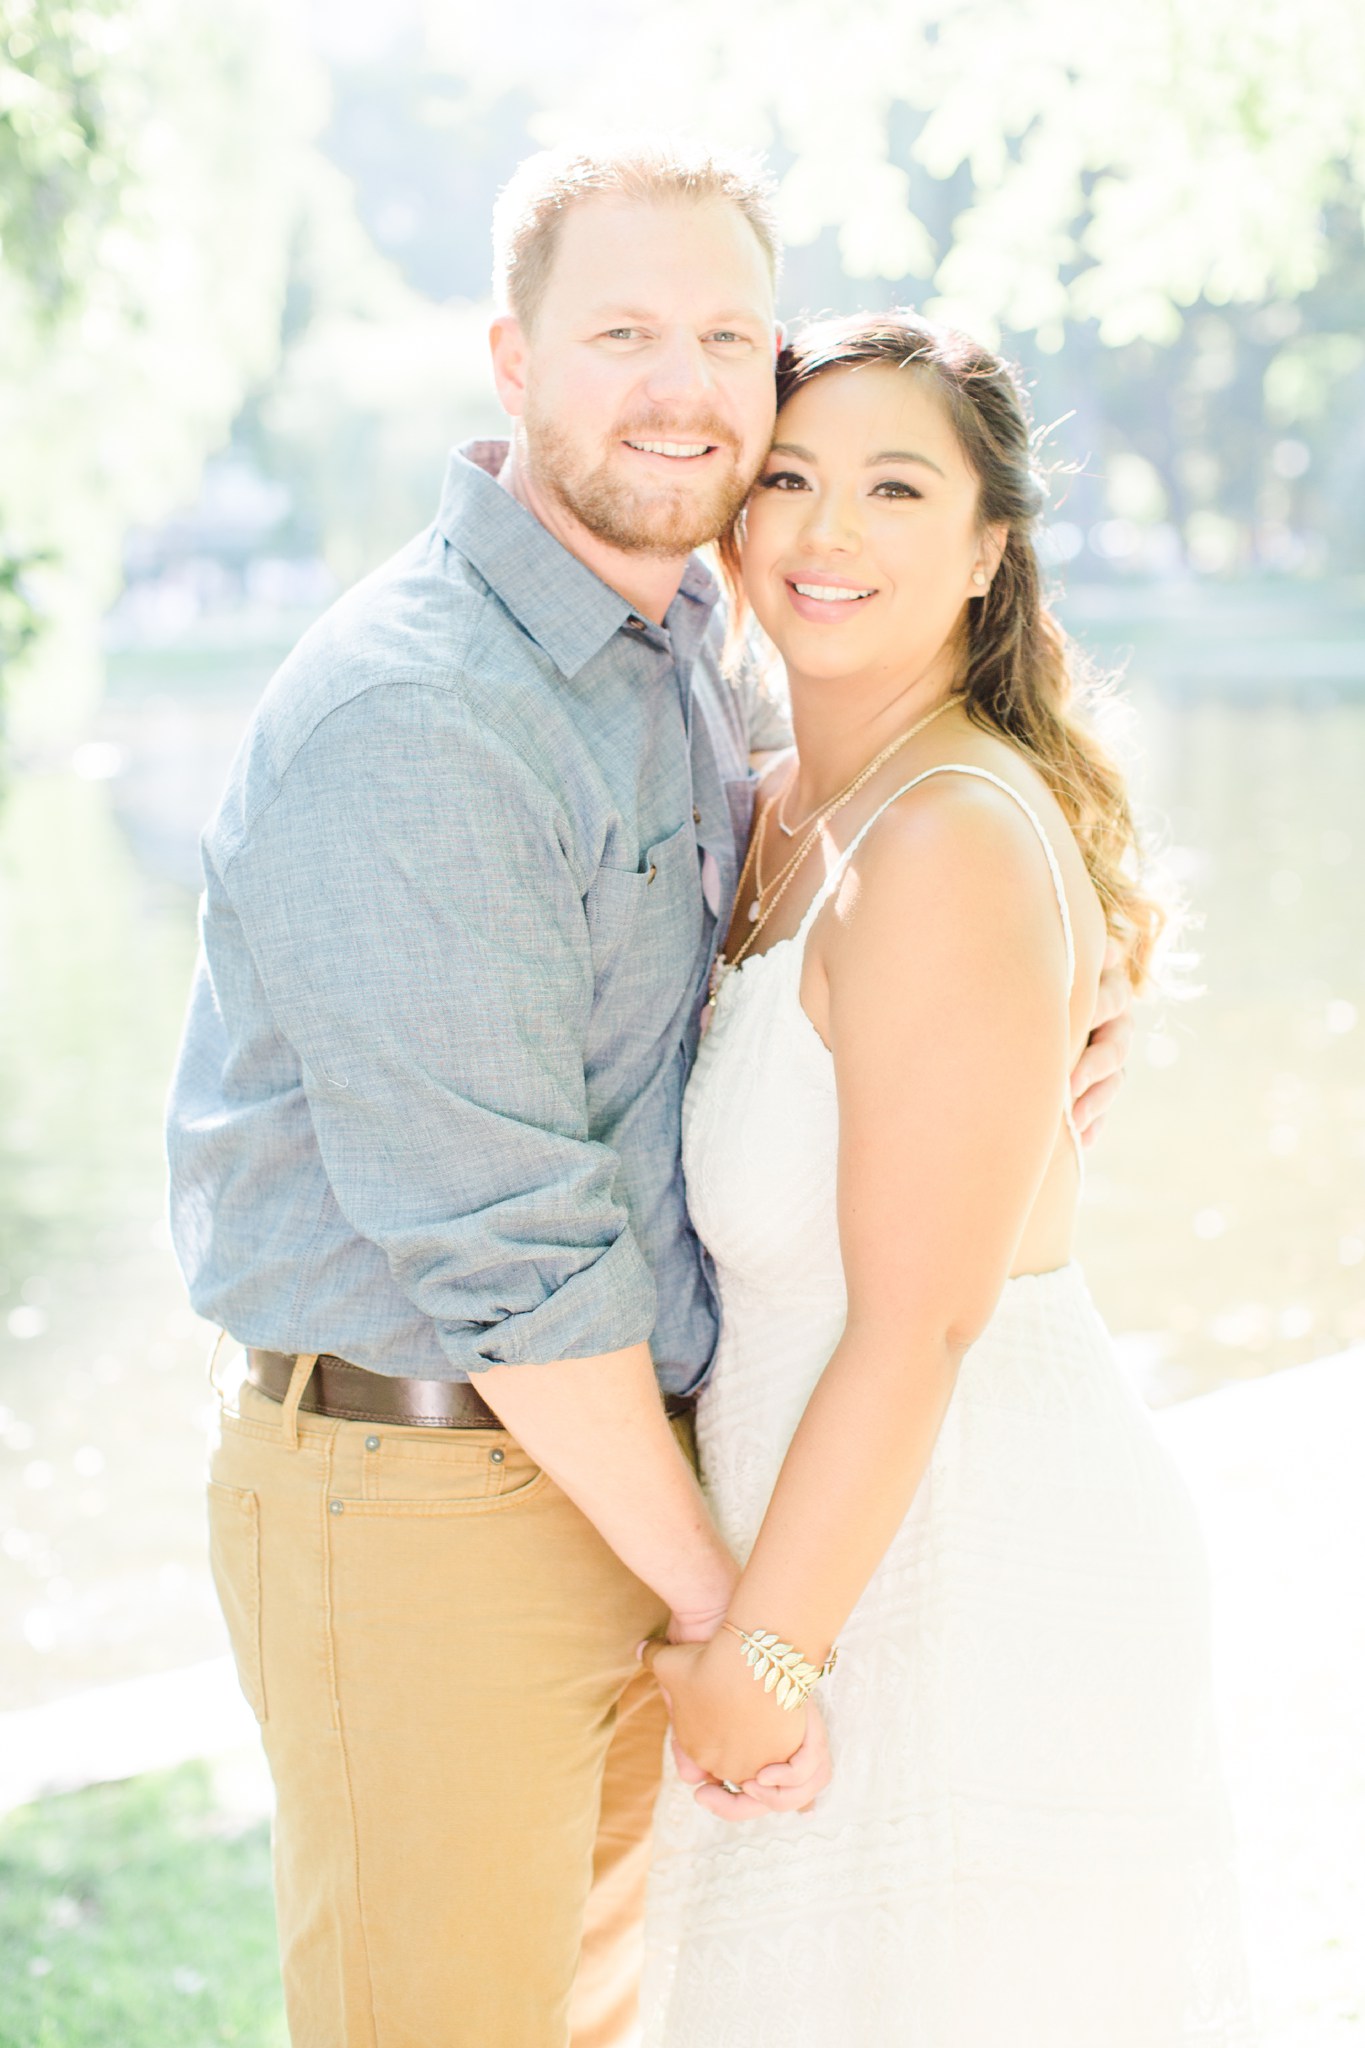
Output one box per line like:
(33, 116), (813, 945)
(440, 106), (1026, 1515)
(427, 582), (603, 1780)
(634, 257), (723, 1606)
(0, 0), (325, 710)
(0, 0), (127, 315)
(239, 154), (504, 588)
(379, 1), (1365, 580)
(4, 0), (1364, 661)
(0, 1762), (285, 2047)
(472, 0), (1365, 348)
(0, 546), (47, 694)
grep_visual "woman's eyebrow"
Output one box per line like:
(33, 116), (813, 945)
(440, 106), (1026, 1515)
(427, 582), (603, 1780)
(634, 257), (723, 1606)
(870, 448), (946, 476)
(768, 440), (947, 477)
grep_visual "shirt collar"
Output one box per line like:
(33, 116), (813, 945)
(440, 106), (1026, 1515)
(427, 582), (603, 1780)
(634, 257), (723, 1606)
(438, 440), (720, 679)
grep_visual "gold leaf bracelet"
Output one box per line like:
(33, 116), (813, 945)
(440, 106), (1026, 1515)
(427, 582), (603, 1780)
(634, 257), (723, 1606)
(721, 1621), (839, 1712)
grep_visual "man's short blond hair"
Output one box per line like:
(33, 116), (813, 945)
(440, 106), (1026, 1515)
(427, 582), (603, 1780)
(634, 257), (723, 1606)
(492, 138), (781, 331)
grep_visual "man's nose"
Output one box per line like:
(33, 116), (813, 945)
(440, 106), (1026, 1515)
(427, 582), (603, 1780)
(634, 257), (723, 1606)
(642, 331), (717, 404)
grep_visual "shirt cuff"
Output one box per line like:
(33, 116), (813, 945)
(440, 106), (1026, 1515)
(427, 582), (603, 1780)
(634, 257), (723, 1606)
(452, 1227), (658, 1371)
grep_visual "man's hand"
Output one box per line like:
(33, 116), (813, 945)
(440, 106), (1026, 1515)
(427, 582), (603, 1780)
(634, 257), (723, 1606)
(1070, 938), (1134, 1147)
(665, 1596), (735, 1646)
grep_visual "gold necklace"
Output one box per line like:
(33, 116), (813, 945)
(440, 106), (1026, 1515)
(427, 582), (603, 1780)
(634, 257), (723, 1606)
(750, 696), (956, 923)
(709, 695), (957, 1005)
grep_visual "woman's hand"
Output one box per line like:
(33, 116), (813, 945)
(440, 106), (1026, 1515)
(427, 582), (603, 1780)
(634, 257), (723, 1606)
(642, 1634), (811, 1797)
(690, 1704), (833, 1823)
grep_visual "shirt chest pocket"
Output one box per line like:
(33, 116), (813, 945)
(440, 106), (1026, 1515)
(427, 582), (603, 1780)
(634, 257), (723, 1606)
(585, 819), (703, 1015)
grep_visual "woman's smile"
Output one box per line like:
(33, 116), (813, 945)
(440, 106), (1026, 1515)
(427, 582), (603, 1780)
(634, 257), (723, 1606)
(783, 571), (879, 621)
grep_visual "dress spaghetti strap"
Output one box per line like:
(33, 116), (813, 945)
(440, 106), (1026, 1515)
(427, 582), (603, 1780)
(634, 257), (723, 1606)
(793, 764), (1083, 1161)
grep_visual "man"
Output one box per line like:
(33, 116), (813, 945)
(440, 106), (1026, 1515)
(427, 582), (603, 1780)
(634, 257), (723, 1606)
(168, 140), (1130, 2047)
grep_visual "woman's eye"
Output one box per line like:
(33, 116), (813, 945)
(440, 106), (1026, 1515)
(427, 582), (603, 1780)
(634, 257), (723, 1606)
(872, 479), (923, 499)
(757, 471), (808, 490)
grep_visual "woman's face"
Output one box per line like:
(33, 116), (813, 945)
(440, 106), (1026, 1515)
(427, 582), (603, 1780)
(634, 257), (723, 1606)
(740, 362), (1001, 692)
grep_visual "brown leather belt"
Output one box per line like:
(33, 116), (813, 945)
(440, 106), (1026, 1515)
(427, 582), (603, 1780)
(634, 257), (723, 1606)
(246, 1349), (696, 1430)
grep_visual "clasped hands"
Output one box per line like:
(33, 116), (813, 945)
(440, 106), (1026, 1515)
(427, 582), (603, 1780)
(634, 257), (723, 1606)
(641, 1624), (832, 1826)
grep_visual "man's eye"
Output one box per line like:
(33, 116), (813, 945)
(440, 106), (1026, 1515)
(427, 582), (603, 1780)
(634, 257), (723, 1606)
(708, 330), (746, 345)
(603, 328), (640, 341)
(757, 471), (808, 490)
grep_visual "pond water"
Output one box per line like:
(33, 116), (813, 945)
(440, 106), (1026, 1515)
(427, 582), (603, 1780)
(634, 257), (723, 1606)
(1, 586), (1362, 1710)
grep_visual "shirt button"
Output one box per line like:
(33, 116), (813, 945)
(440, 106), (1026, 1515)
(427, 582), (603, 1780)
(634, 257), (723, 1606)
(692, 807), (702, 825)
(647, 863), (658, 885)
(364, 1435), (380, 1452)
(626, 614), (645, 630)
(490, 1447), (505, 1464)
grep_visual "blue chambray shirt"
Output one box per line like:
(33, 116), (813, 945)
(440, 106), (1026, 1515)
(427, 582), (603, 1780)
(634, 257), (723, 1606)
(166, 441), (788, 1394)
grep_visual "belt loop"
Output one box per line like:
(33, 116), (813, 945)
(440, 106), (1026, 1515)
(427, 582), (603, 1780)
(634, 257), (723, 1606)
(280, 1354), (318, 1450)
(206, 1328), (230, 1396)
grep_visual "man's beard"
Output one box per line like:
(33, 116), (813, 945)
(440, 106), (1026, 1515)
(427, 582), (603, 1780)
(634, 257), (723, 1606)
(524, 403), (755, 559)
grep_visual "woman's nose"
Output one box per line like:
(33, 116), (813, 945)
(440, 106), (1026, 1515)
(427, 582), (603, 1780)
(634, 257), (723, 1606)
(799, 491), (860, 553)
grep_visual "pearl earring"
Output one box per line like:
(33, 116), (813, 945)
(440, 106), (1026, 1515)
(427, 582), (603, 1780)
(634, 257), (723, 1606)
(972, 570), (988, 589)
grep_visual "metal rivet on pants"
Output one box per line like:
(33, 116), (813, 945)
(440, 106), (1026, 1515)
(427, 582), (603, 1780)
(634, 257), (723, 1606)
(329, 1499), (344, 1514)
(364, 1435), (380, 1452)
(490, 1448), (505, 1464)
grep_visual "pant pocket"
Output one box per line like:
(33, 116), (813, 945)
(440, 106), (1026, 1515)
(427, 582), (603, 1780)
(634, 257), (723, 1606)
(207, 1481), (266, 1723)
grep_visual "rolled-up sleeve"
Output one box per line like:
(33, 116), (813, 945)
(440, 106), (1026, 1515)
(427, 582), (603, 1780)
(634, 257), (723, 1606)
(220, 678), (656, 1373)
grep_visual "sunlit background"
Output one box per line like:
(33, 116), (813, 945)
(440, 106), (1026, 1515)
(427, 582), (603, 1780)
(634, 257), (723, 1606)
(1, 1), (1363, 2041)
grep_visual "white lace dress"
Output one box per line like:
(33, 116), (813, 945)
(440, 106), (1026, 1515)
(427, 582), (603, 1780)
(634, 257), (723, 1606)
(642, 769), (1253, 2047)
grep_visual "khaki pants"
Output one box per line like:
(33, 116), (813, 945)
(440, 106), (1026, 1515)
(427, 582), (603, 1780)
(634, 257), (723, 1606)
(207, 1359), (681, 2047)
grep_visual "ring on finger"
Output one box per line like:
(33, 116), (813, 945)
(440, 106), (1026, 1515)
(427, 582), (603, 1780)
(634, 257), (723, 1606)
(720, 1778), (742, 1796)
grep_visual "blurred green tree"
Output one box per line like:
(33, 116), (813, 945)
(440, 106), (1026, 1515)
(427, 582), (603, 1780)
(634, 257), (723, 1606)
(423, 0), (1365, 579)
(0, 0), (323, 742)
(6, 0), (1364, 700)
(235, 151), (505, 594)
(469, 0), (1365, 344)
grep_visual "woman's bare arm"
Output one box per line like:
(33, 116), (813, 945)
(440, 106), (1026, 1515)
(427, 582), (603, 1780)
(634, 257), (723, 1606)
(647, 776), (1082, 1786)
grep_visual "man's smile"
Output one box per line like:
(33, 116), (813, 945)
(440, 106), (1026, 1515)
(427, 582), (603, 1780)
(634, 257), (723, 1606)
(624, 438), (716, 458)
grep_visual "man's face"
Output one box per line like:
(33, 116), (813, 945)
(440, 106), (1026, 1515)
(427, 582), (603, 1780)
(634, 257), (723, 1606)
(513, 195), (778, 559)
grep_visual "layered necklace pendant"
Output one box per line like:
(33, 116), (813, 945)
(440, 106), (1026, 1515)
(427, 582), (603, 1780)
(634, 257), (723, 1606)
(746, 898), (761, 922)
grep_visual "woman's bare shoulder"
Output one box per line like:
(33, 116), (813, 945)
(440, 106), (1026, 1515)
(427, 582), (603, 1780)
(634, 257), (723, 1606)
(835, 745), (1107, 1002)
(850, 764), (1060, 904)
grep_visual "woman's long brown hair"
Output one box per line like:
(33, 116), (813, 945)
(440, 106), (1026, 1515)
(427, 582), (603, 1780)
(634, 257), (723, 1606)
(719, 311), (1167, 987)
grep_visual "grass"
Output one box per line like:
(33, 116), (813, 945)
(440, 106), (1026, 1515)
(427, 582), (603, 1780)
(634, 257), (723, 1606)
(0, 1762), (286, 2047)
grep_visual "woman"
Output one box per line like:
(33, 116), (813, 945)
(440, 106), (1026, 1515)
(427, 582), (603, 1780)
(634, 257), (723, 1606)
(640, 314), (1251, 2044)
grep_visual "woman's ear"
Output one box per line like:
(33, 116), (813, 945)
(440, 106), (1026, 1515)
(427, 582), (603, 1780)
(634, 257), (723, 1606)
(972, 522), (1009, 592)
